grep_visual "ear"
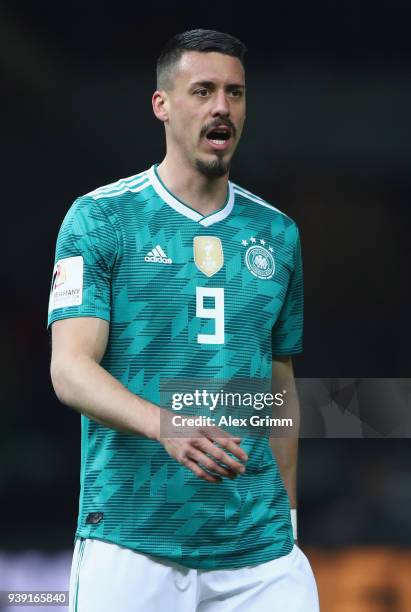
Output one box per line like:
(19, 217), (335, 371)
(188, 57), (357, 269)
(152, 90), (169, 123)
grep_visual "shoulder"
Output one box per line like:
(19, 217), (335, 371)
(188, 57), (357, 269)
(63, 168), (152, 226)
(62, 172), (153, 234)
(230, 180), (297, 228)
(82, 168), (152, 202)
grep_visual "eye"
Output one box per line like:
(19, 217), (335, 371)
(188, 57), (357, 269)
(195, 88), (209, 97)
(230, 89), (244, 98)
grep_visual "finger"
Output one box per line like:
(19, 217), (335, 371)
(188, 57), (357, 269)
(183, 457), (222, 483)
(194, 438), (246, 474)
(188, 450), (239, 479)
(217, 437), (249, 462)
(203, 429), (248, 463)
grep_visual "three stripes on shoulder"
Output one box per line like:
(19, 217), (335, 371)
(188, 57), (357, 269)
(87, 171), (150, 200)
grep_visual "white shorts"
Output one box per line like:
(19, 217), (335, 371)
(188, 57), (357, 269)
(69, 538), (319, 612)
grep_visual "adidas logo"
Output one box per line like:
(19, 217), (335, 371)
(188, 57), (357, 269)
(144, 245), (172, 264)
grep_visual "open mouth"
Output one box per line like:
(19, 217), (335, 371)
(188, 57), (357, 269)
(206, 127), (232, 145)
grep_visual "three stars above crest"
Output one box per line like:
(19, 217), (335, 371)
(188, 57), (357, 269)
(241, 237), (273, 252)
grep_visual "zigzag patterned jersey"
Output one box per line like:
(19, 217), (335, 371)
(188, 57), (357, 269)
(48, 164), (303, 569)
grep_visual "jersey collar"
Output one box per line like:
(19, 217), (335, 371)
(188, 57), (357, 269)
(148, 164), (235, 227)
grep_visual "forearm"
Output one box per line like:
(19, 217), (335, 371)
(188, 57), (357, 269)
(271, 356), (300, 508)
(269, 437), (298, 508)
(51, 355), (161, 440)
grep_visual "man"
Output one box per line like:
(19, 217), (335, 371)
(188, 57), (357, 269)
(48, 29), (319, 611)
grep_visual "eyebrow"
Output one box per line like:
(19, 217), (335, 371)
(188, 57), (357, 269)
(190, 80), (245, 90)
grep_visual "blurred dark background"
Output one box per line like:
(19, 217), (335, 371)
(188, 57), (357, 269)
(1, 0), (410, 569)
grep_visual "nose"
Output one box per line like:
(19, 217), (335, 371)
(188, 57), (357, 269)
(211, 89), (230, 117)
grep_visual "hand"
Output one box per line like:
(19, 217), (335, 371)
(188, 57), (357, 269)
(159, 410), (248, 483)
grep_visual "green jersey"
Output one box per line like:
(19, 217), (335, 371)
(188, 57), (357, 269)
(48, 164), (303, 569)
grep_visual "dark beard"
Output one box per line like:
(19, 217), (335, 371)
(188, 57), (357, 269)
(195, 156), (230, 179)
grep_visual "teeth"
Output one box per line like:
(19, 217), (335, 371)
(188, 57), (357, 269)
(211, 139), (226, 145)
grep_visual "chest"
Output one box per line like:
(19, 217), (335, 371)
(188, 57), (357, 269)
(111, 208), (294, 336)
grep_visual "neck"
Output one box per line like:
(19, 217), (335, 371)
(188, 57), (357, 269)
(156, 152), (229, 216)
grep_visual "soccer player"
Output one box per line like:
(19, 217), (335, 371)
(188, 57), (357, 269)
(48, 29), (319, 611)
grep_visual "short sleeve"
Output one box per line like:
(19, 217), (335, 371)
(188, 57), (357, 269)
(271, 227), (304, 356)
(47, 196), (118, 328)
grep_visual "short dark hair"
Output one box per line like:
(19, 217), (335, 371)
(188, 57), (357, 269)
(156, 29), (247, 90)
